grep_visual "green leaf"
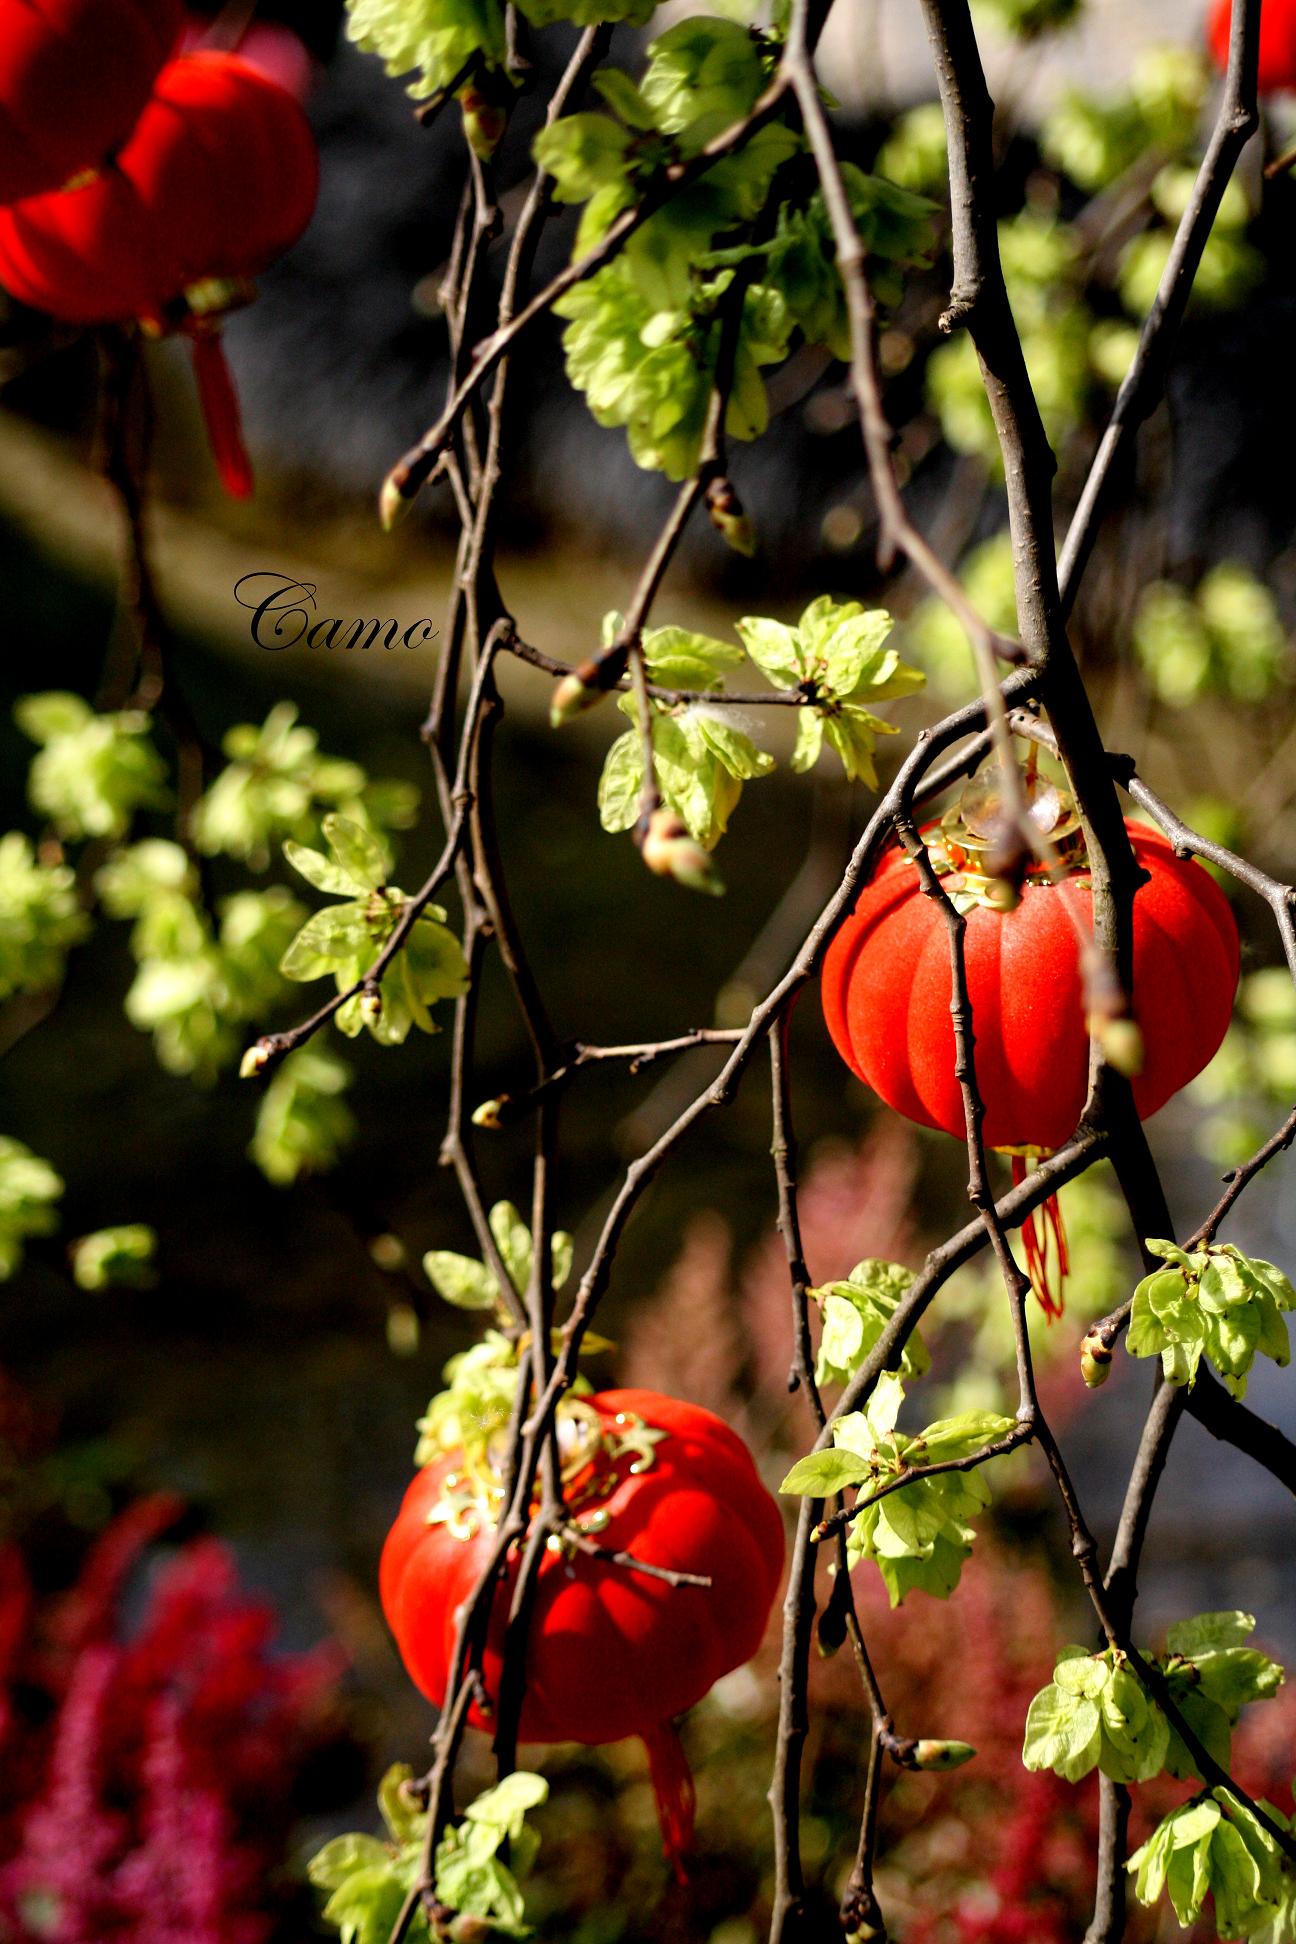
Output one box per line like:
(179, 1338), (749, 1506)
(1022, 1683), (1103, 1781)
(321, 1866), (409, 1944)
(324, 814), (389, 892)
(423, 1250), (499, 1311)
(284, 840), (364, 897)
(280, 904), (371, 980)
(1166, 1610), (1257, 1658)
(687, 711), (775, 782)
(14, 690), (92, 744)
(490, 1201), (532, 1295)
(735, 615), (804, 688)
(591, 67), (657, 128)
(376, 1763), (424, 1847)
(917, 1410), (1016, 1464)
(642, 625), (745, 689)
(1053, 1651), (1111, 1700)
(597, 731), (643, 834)
(69, 1224), (157, 1292)
(465, 1771), (549, 1840)
(764, 692), (809, 769)
(533, 113), (632, 203)
(779, 1448), (873, 1498)
(308, 1834), (392, 1891)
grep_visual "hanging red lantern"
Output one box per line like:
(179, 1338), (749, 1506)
(1209, 0), (1296, 93)
(0, 0), (183, 206)
(821, 777), (1239, 1313)
(380, 1387), (785, 1877)
(0, 50), (318, 497)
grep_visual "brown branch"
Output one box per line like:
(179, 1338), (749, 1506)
(1057, 0), (1262, 615)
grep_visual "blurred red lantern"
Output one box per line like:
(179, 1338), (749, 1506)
(1209, 0), (1296, 91)
(0, 50), (318, 497)
(380, 1387), (785, 1876)
(822, 798), (1239, 1313)
(0, 0), (182, 206)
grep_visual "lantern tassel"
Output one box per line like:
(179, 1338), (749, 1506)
(641, 1719), (696, 1883)
(1011, 1154), (1069, 1321)
(189, 329), (254, 499)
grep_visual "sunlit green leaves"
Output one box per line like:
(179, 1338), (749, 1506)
(0, 832), (88, 1001)
(1118, 169), (1261, 319)
(423, 1200), (573, 1315)
(1024, 1649), (1169, 1784)
(1126, 1240), (1293, 1398)
(1132, 565), (1288, 708)
(811, 1257), (929, 1391)
(281, 815), (468, 1046)
(193, 702), (418, 870)
(737, 596), (925, 784)
(0, 1136), (62, 1280)
(68, 1224), (157, 1291)
(1024, 1614), (1283, 1792)
(1041, 44), (1208, 192)
(1129, 1789), (1292, 1938)
(16, 692), (168, 842)
(556, 263), (792, 479)
(251, 1045), (355, 1186)
(99, 841), (306, 1083)
(345, 0), (506, 97)
(310, 1762), (548, 1943)
(780, 1371), (1015, 1606)
(415, 1330), (521, 1469)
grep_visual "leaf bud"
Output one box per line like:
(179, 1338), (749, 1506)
(471, 1096), (508, 1130)
(360, 987), (384, 1026)
(379, 473), (411, 533)
(1079, 1328), (1113, 1388)
(239, 1039), (272, 1080)
(448, 1917), (493, 1944)
(456, 79), (508, 161)
(550, 659), (608, 727)
(639, 808), (723, 896)
(705, 475), (756, 556)
(910, 1738), (976, 1771)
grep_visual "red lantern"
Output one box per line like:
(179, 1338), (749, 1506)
(822, 797), (1239, 1312)
(0, 0), (182, 206)
(1209, 0), (1296, 91)
(0, 51), (318, 497)
(380, 1387), (785, 1875)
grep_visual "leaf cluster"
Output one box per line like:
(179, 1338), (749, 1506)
(97, 841), (306, 1083)
(596, 599), (924, 867)
(1129, 1789), (1295, 1940)
(193, 702), (418, 869)
(309, 1763), (548, 1942)
(282, 815), (469, 1045)
(1023, 1612), (1284, 1789)
(1126, 1240), (1293, 1397)
(542, 18), (932, 480)
(1133, 564), (1289, 709)
(423, 1199), (573, 1318)
(0, 831), (87, 1002)
(780, 1370), (1015, 1606)
(810, 1256), (929, 1392)
(16, 692), (168, 842)
(250, 1045), (356, 1187)
(0, 1135), (62, 1280)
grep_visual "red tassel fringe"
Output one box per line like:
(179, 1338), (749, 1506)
(641, 1719), (696, 1883)
(189, 330), (254, 499)
(1011, 1153), (1069, 1321)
